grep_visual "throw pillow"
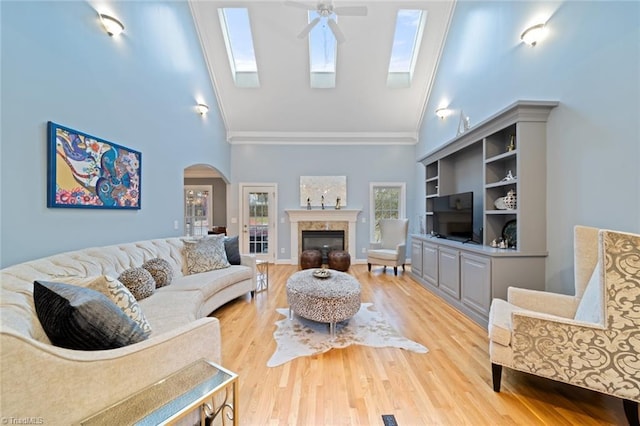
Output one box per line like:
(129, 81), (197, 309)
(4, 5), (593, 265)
(574, 263), (604, 324)
(33, 280), (148, 350)
(57, 275), (152, 336)
(142, 258), (174, 288)
(182, 235), (230, 275)
(118, 267), (155, 300)
(224, 236), (241, 265)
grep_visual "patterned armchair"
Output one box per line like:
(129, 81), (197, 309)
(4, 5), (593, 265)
(488, 226), (640, 425)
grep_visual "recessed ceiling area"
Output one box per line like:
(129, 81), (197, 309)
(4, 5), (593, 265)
(189, 1), (455, 145)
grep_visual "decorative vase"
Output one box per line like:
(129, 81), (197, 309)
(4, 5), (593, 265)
(503, 189), (517, 209)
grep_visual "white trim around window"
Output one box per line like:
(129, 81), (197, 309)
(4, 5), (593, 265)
(369, 182), (406, 242)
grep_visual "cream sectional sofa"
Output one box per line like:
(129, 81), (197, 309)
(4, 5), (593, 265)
(0, 237), (256, 424)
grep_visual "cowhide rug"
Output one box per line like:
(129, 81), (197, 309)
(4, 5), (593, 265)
(267, 303), (428, 367)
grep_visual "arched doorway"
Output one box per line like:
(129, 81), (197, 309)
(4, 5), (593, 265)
(183, 164), (229, 236)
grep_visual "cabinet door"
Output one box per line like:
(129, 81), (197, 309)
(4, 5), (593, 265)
(411, 240), (423, 276)
(422, 243), (438, 287)
(461, 253), (491, 316)
(438, 248), (460, 299)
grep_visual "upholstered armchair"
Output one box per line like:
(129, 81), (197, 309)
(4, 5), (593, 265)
(367, 218), (409, 276)
(488, 226), (640, 425)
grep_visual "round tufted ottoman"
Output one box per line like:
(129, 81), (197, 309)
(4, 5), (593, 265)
(300, 249), (322, 269)
(328, 250), (351, 272)
(286, 269), (361, 337)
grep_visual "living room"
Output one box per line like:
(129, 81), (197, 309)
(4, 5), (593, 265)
(1, 0), (638, 424)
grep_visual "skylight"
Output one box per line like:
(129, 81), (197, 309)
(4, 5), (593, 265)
(388, 9), (427, 88)
(308, 11), (337, 89)
(218, 8), (259, 88)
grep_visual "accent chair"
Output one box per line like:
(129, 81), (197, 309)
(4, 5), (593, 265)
(367, 218), (409, 276)
(488, 225), (640, 425)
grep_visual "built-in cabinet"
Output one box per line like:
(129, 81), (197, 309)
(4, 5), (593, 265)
(421, 242), (438, 287)
(411, 241), (423, 276)
(411, 236), (547, 327)
(460, 252), (491, 317)
(411, 101), (558, 327)
(438, 248), (460, 299)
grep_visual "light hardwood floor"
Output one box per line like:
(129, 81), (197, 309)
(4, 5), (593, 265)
(212, 264), (627, 425)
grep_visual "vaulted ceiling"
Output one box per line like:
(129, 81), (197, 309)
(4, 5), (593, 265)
(189, 1), (455, 145)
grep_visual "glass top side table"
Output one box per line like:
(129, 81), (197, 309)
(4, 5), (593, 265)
(255, 259), (269, 293)
(80, 359), (237, 426)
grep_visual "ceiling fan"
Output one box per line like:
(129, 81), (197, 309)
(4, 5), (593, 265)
(285, 1), (368, 44)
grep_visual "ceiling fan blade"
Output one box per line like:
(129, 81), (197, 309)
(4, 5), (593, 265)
(297, 17), (321, 39)
(333, 6), (368, 16)
(284, 0), (316, 10)
(327, 18), (346, 44)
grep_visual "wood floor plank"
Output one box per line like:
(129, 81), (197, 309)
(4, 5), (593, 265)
(212, 264), (628, 425)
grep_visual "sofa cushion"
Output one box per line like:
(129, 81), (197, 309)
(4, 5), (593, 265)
(119, 267), (155, 300)
(224, 236), (241, 265)
(574, 264), (603, 324)
(137, 290), (203, 335)
(182, 235), (230, 274)
(488, 298), (537, 347)
(142, 258), (174, 288)
(159, 265), (253, 298)
(33, 280), (147, 350)
(57, 275), (152, 336)
(367, 249), (399, 261)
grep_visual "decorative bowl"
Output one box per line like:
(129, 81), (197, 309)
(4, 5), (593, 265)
(313, 269), (331, 279)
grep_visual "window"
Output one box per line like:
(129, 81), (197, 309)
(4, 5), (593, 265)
(387, 9), (427, 88)
(218, 8), (259, 88)
(370, 183), (406, 242)
(308, 11), (337, 88)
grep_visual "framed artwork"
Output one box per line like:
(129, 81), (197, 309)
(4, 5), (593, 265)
(47, 121), (141, 209)
(300, 176), (347, 207)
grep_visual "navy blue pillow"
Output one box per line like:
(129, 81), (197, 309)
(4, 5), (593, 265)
(33, 280), (148, 350)
(224, 236), (241, 265)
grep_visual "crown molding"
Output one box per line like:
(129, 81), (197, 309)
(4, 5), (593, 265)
(227, 131), (418, 145)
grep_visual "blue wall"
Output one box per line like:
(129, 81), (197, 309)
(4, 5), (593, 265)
(3, 0), (638, 286)
(0, 1), (228, 267)
(417, 1), (640, 293)
(229, 144), (417, 262)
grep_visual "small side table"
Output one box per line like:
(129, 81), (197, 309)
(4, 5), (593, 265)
(80, 359), (238, 426)
(256, 260), (269, 293)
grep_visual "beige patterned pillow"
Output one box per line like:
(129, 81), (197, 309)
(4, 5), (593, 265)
(142, 258), (174, 288)
(118, 267), (155, 300)
(182, 235), (230, 275)
(55, 275), (152, 336)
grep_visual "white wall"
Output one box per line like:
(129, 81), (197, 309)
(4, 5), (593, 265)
(417, 1), (640, 293)
(0, 1), (229, 267)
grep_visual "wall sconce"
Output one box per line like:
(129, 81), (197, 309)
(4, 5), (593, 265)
(196, 103), (209, 115)
(435, 108), (450, 119)
(520, 23), (547, 46)
(99, 13), (125, 37)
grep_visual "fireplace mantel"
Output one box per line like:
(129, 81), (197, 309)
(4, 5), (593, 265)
(285, 209), (361, 223)
(286, 209), (361, 264)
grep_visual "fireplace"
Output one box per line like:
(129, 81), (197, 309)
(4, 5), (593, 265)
(302, 230), (345, 263)
(285, 209), (361, 265)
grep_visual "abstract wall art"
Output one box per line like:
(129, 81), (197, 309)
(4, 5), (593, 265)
(300, 176), (347, 208)
(47, 121), (141, 209)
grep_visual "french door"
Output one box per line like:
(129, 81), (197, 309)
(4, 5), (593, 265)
(240, 184), (277, 262)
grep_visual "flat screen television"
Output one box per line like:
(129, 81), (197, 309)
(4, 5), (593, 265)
(432, 191), (474, 242)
